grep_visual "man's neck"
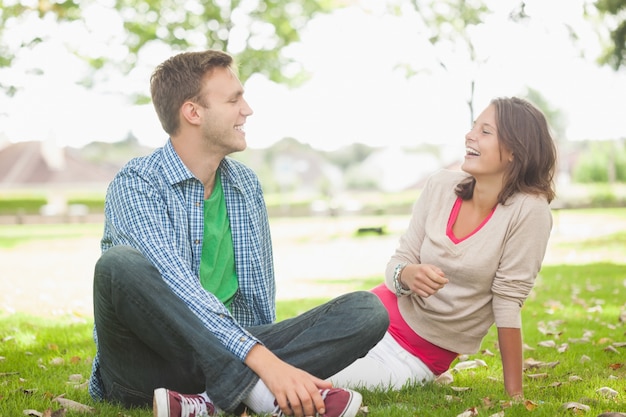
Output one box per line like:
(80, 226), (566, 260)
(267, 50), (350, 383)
(171, 135), (223, 198)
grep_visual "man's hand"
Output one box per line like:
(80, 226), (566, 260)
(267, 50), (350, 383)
(245, 344), (332, 416)
(401, 264), (448, 297)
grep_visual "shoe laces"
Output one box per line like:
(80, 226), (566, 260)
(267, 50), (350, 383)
(179, 395), (212, 417)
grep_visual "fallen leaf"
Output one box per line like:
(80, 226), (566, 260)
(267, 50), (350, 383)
(561, 401), (590, 412)
(596, 386), (619, 398)
(604, 346), (620, 354)
(538, 340), (556, 348)
(52, 395), (95, 413)
(456, 407), (478, 417)
(488, 412), (505, 417)
(67, 374), (83, 383)
(453, 359), (487, 371)
(450, 386), (471, 392)
(524, 399), (539, 411)
(445, 395), (462, 402)
(569, 375), (583, 382)
(22, 410), (43, 417)
(526, 373), (548, 379)
(49, 358), (64, 366)
(435, 371), (454, 385)
(609, 363), (623, 370)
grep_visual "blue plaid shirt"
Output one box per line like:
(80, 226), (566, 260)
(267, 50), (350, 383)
(89, 140), (276, 401)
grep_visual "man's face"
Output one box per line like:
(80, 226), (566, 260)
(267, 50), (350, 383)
(197, 67), (253, 155)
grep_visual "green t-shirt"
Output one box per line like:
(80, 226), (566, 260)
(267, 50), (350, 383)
(199, 174), (238, 310)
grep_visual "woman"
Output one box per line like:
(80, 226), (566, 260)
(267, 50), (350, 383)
(330, 97), (557, 399)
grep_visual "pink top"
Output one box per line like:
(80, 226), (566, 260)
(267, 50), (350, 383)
(446, 196), (496, 243)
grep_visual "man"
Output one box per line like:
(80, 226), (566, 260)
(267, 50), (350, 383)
(89, 49), (388, 417)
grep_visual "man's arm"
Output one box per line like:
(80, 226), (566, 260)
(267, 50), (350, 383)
(244, 344), (332, 417)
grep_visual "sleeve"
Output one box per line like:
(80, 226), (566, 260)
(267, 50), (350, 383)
(103, 167), (259, 361)
(384, 174), (435, 291)
(492, 195), (553, 328)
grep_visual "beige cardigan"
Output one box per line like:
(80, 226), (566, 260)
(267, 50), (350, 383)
(385, 169), (553, 354)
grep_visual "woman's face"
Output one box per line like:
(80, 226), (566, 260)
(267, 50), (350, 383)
(461, 104), (513, 179)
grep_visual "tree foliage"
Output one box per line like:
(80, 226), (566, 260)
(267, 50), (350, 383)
(0, 0), (338, 97)
(586, 0), (626, 70)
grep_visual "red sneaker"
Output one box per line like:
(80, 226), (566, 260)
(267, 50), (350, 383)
(153, 388), (217, 417)
(273, 388), (362, 417)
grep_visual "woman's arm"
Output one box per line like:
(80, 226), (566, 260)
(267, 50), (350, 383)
(497, 327), (523, 399)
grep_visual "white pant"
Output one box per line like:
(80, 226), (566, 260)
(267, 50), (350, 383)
(329, 332), (435, 390)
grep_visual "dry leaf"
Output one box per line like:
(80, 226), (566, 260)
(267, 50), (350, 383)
(604, 345), (620, 354)
(450, 386), (471, 392)
(557, 343), (569, 353)
(49, 358), (64, 366)
(481, 349), (495, 356)
(445, 394), (462, 402)
(524, 358), (544, 369)
(526, 373), (548, 379)
(596, 387), (619, 398)
(23, 410), (43, 417)
(569, 375), (583, 382)
(434, 371), (454, 385)
(580, 355), (591, 363)
(609, 363), (623, 370)
(52, 395), (95, 413)
(562, 402), (590, 412)
(488, 412), (505, 417)
(613, 342), (626, 348)
(67, 374), (83, 383)
(453, 359), (487, 371)
(524, 400), (539, 411)
(538, 340), (556, 348)
(456, 407), (478, 417)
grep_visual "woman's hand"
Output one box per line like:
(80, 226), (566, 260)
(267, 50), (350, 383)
(400, 264), (448, 297)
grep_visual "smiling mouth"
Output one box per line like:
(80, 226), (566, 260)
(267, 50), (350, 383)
(235, 125), (245, 133)
(466, 147), (480, 156)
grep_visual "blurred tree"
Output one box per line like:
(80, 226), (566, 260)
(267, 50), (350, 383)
(585, 0), (626, 70)
(386, 0), (491, 125)
(0, 0), (340, 98)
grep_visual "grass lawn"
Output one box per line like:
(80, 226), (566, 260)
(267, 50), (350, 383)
(1, 209), (625, 416)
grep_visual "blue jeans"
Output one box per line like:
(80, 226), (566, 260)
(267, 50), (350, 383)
(93, 246), (389, 412)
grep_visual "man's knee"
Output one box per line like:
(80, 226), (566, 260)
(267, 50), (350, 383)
(96, 246), (149, 274)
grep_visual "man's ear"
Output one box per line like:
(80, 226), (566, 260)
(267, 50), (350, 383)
(180, 102), (202, 126)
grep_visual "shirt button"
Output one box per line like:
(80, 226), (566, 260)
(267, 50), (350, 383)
(195, 202), (201, 207)
(240, 337), (247, 342)
(194, 239), (200, 244)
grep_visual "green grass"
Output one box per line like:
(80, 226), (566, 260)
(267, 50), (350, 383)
(1, 263), (624, 416)
(1, 210), (626, 416)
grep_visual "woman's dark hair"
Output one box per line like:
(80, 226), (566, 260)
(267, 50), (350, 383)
(455, 96), (557, 204)
(150, 50), (234, 136)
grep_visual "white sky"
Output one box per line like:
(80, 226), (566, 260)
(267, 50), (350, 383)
(0, 0), (624, 153)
